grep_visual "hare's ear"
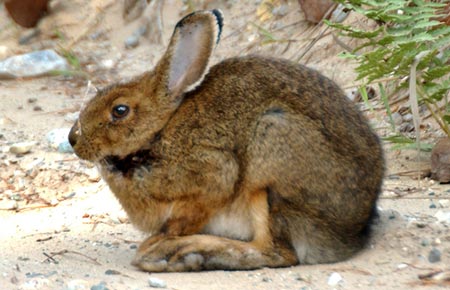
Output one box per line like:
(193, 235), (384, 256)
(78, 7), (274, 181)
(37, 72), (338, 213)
(155, 9), (223, 99)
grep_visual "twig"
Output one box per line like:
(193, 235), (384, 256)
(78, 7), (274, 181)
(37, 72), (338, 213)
(380, 196), (450, 200)
(405, 263), (445, 271)
(331, 32), (354, 53)
(43, 249), (101, 265)
(342, 76), (403, 89)
(16, 204), (58, 212)
(329, 266), (372, 276)
(63, 1), (115, 51)
(390, 168), (431, 177)
(294, 3), (338, 62)
(42, 252), (58, 264)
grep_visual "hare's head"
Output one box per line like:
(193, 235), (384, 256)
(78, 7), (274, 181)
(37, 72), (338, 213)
(69, 10), (223, 162)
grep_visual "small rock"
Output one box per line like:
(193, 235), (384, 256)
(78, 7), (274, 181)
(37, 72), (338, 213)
(397, 263), (408, 270)
(387, 174), (400, 180)
(25, 272), (44, 279)
(64, 112), (79, 123)
(9, 142), (35, 154)
(330, 3), (350, 23)
(0, 49), (69, 79)
(125, 35), (140, 49)
(428, 248), (441, 263)
(104, 269), (120, 275)
(86, 167), (100, 182)
(432, 238), (442, 246)
(327, 272), (343, 286)
(19, 28), (41, 45)
(91, 281), (108, 290)
(19, 277), (50, 290)
(148, 277), (167, 288)
(58, 141), (74, 153)
(421, 238), (430, 247)
(46, 128), (73, 153)
(65, 279), (89, 290)
(0, 200), (18, 210)
(101, 59), (115, 69)
(430, 203), (437, 209)
(438, 200), (449, 208)
(0, 117), (14, 125)
(398, 122), (414, 132)
(272, 4), (289, 16)
(0, 45), (9, 59)
(402, 113), (413, 122)
(435, 210), (450, 223)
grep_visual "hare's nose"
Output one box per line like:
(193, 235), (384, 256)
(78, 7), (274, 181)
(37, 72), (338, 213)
(68, 121), (80, 147)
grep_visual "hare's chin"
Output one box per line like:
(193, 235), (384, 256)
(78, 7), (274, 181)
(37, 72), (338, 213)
(99, 149), (156, 176)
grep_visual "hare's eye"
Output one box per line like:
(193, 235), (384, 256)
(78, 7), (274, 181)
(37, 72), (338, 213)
(112, 105), (130, 120)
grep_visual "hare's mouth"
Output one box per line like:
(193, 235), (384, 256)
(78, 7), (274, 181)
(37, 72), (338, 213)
(101, 149), (156, 177)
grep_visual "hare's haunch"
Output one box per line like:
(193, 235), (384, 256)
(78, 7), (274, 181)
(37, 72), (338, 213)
(69, 9), (384, 272)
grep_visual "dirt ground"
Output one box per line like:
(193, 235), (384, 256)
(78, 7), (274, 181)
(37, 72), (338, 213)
(0, 1), (449, 289)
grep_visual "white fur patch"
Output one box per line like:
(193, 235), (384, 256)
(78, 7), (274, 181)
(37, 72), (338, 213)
(203, 210), (253, 241)
(293, 239), (310, 263)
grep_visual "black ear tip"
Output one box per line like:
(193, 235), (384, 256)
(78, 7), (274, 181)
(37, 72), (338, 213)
(211, 9), (224, 44)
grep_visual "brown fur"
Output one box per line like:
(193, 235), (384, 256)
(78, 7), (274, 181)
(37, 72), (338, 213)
(69, 9), (384, 272)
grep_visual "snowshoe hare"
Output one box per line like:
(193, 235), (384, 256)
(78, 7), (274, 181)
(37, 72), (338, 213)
(69, 9), (384, 272)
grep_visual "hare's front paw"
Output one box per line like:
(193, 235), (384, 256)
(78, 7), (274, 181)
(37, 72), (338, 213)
(132, 234), (286, 272)
(132, 236), (208, 272)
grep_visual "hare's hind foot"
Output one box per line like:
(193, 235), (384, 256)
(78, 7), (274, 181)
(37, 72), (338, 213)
(132, 234), (298, 272)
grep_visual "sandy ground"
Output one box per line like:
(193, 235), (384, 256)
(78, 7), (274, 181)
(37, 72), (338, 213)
(0, 1), (449, 289)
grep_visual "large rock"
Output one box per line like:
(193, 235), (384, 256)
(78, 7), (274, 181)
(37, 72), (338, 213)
(431, 138), (450, 183)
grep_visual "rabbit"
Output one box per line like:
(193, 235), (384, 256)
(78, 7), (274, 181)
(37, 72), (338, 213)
(68, 9), (384, 272)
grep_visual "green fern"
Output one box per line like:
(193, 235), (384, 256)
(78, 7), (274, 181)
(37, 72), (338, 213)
(327, 0), (450, 136)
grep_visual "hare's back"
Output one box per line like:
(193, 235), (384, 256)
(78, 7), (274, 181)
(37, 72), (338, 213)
(196, 56), (377, 148)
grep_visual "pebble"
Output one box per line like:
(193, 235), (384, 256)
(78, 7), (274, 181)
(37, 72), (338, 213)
(327, 272), (343, 286)
(272, 4), (289, 16)
(104, 269), (120, 275)
(432, 238), (441, 246)
(439, 200), (449, 208)
(402, 113), (413, 122)
(101, 59), (115, 69)
(91, 281), (109, 290)
(435, 210), (450, 223)
(148, 277), (167, 288)
(65, 279), (89, 290)
(125, 35), (140, 49)
(0, 45), (9, 58)
(19, 277), (50, 290)
(421, 238), (430, 247)
(428, 248), (441, 263)
(85, 167), (100, 182)
(9, 142), (35, 154)
(331, 3), (350, 23)
(64, 112), (80, 123)
(58, 141), (74, 153)
(0, 200), (18, 210)
(19, 28), (40, 45)
(46, 128), (74, 153)
(397, 263), (408, 270)
(391, 112), (403, 126)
